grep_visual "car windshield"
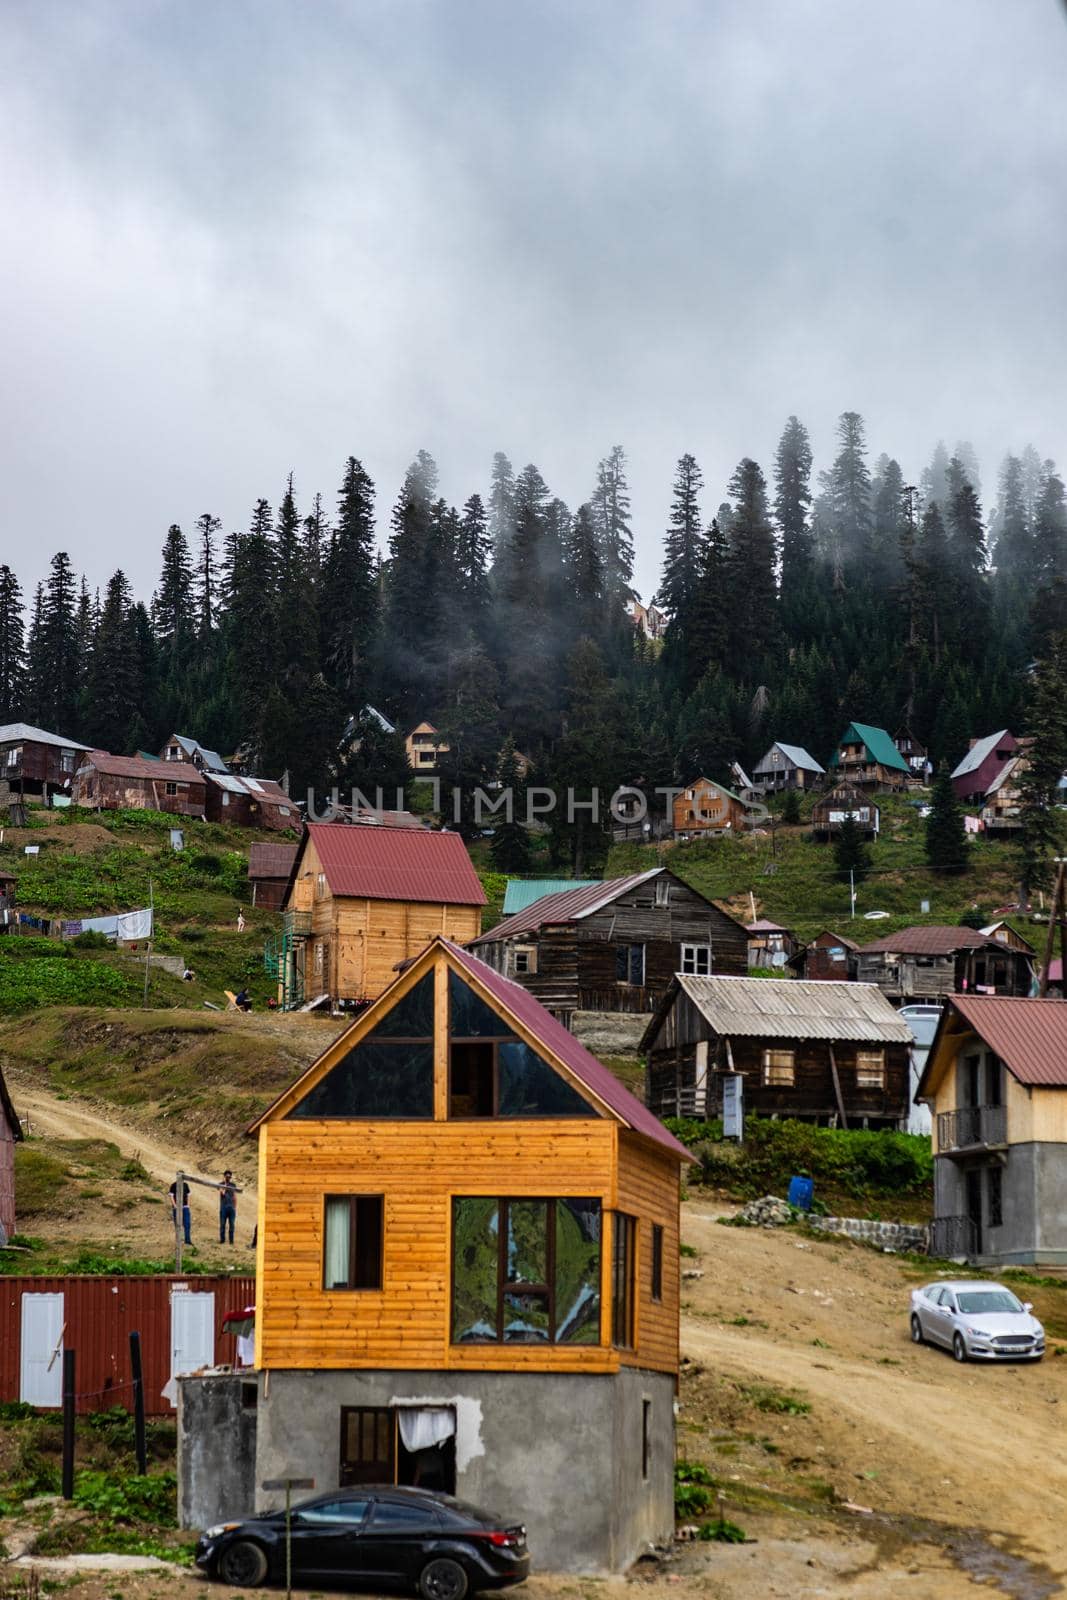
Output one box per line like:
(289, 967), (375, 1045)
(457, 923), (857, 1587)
(955, 1290), (1024, 1315)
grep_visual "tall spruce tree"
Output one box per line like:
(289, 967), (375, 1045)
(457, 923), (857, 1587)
(86, 571), (141, 752)
(153, 524), (195, 694)
(774, 416), (813, 593)
(833, 814), (871, 885)
(489, 736), (532, 873)
(590, 445), (635, 619)
(725, 457), (778, 662)
(0, 566), (25, 721)
(322, 457), (378, 706)
(821, 411), (872, 575)
(659, 453), (705, 694)
(1017, 634), (1067, 903)
(925, 767), (969, 874)
(30, 552), (79, 731)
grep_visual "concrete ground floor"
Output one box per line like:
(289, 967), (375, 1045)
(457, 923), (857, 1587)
(933, 1141), (1067, 1266)
(180, 1364), (676, 1575)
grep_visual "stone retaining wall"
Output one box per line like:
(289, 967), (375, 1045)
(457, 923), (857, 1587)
(808, 1215), (928, 1252)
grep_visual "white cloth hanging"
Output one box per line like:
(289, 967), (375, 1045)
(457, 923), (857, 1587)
(398, 1407), (455, 1452)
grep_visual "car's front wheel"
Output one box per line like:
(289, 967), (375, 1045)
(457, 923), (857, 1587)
(219, 1539), (269, 1587)
(952, 1332), (968, 1363)
(419, 1556), (469, 1600)
(910, 1314), (924, 1344)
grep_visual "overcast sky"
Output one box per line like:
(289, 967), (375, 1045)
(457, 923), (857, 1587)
(2, 0), (1065, 606)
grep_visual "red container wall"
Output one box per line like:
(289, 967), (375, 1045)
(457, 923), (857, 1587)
(0, 1275), (255, 1415)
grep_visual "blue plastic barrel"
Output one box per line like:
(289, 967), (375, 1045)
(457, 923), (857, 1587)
(787, 1175), (814, 1212)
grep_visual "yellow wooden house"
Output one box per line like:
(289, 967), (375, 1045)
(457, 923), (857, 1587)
(277, 823), (486, 1008)
(247, 935), (690, 1572)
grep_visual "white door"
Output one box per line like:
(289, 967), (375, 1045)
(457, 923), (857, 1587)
(170, 1290), (216, 1386)
(20, 1292), (64, 1406)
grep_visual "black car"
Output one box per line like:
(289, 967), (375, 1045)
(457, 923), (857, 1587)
(195, 1485), (529, 1600)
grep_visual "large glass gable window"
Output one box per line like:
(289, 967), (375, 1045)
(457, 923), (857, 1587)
(452, 1197), (602, 1345)
(448, 971), (592, 1118)
(289, 974), (434, 1119)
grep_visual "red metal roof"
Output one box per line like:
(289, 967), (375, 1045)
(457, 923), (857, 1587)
(473, 870), (666, 942)
(445, 942), (691, 1161)
(859, 925), (999, 956)
(248, 842), (300, 880)
(306, 823), (486, 906)
(80, 752), (205, 784)
(746, 919), (791, 934)
(941, 995), (1067, 1087)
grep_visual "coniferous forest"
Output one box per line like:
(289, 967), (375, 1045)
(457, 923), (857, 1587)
(1, 412), (1065, 870)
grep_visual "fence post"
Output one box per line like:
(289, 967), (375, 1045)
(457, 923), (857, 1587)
(130, 1330), (147, 1475)
(62, 1348), (76, 1499)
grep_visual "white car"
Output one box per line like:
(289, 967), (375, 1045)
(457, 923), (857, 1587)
(910, 1280), (1045, 1362)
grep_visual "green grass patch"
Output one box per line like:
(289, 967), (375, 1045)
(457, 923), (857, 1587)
(12, 1145), (70, 1215)
(0, 957), (138, 1014)
(737, 1382), (811, 1416)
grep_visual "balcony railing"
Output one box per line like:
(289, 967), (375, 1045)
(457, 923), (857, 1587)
(937, 1104), (1006, 1153)
(930, 1214), (978, 1260)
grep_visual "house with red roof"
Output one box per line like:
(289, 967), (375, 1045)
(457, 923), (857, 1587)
(196, 935), (691, 1572)
(919, 995), (1067, 1265)
(853, 925), (1034, 1003)
(277, 823), (486, 1009)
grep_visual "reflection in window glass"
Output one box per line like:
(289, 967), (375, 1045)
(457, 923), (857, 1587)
(371, 973), (435, 1037)
(449, 970), (514, 1037)
(503, 1291), (549, 1342)
(290, 1041), (434, 1118)
(555, 1200), (601, 1344)
(452, 1198), (499, 1341)
(507, 1200), (548, 1285)
(497, 1040), (591, 1116)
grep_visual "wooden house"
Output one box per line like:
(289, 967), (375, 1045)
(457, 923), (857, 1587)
(919, 996), (1067, 1264)
(72, 752), (207, 817)
(979, 921), (1037, 958)
(248, 842), (300, 911)
(160, 734), (229, 774)
(829, 722), (910, 791)
(745, 919), (797, 969)
(0, 722), (88, 807)
(630, 599), (667, 639)
(672, 777), (755, 837)
(470, 868), (748, 1027)
(276, 822), (486, 1010)
(641, 975), (912, 1128)
(751, 742), (824, 795)
(404, 721), (450, 773)
(810, 783), (880, 841)
(787, 929), (860, 982)
(240, 936), (689, 1572)
(203, 773), (297, 832)
(893, 726), (929, 781)
(854, 926), (1034, 1003)
(0, 1064), (22, 1243)
(978, 755), (1026, 835)
(950, 729), (1019, 804)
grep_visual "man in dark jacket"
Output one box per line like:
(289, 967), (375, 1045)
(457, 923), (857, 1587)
(219, 1171), (237, 1244)
(169, 1179), (192, 1244)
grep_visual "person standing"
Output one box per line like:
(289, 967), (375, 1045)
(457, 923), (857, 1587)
(169, 1178), (192, 1245)
(219, 1170), (237, 1245)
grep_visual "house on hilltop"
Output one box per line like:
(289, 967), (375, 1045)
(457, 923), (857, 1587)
(72, 752), (207, 817)
(810, 783), (879, 841)
(751, 742), (824, 795)
(950, 730), (1019, 805)
(404, 721), (450, 773)
(0, 1065), (22, 1243)
(893, 726), (929, 781)
(854, 926), (1034, 1003)
(233, 935), (689, 1572)
(203, 773), (297, 832)
(641, 975), (912, 1127)
(274, 823), (485, 1010)
(0, 722), (88, 808)
(830, 722), (910, 791)
(160, 734), (229, 774)
(672, 777), (756, 837)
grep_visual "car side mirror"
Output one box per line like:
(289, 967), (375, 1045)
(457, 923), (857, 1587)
(1023, 1302), (1033, 1314)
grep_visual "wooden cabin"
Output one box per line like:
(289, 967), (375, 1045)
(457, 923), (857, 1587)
(787, 929), (860, 982)
(810, 783), (879, 841)
(72, 752), (207, 817)
(745, 919), (797, 969)
(248, 842), (300, 911)
(950, 729), (1019, 804)
(0, 722), (87, 807)
(829, 721), (910, 791)
(979, 755), (1026, 835)
(160, 733), (229, 773)
(240, 936), (689, 1572)
(919, 996), (1067, 1264)
(204, 773), (297, 832)
(672, 777), (755, 837)
(470, 868), (748, 1027)
(979, 921), (1037, 957)
(404, 721), (450, 772)
(854, 926), (1034, 1003)
(0, 1064), (22, 1243)
(641, 974), (912, 1128)
(751, 742), (824, 795)
(277, 822), (485, 1010)
(893, 726), (929, 781)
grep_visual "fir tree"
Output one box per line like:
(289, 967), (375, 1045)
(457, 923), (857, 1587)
(488, 451), (516, 564)
(659, 454), (704, 694)
(924, 767), (969, 874)
(821, 411), (872, 574)
(193, 513), (221, 641)
(567, 503), (605, 641)
(590, 445), (634, 618)
(153, 524), (195, 685)
(774, 416), (813, 592)
(0, 566), (25, 722)
(322, 457), (378, 705)
(31, 552), (80, 731)
(833, 814), (871, 885)
(725, 456), (778, 663)
(1017, 634), (1067, 903)
(489, 736), (532, 873)
(86, 571), (140, 752)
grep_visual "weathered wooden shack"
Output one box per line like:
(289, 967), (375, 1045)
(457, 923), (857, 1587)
(248, 842), (300, 911)
(978, 920), (1036, 957)
(745, 919), (797, 969)
(672, 777), (755, 837)
(470, 868), (748, 1026)
(854, 926), (1034, 1002)
(641, 974), (913, 1128)
(203, 773), (298, 832)
(0, 723), (88, 806)
(950, 729), (1019, 804)
(72, 753), (207, 817)
(751, 742), (824, 795)
(829, 722), (910, 791)
(787, 929), (860, 981)
(0, 1065), (22, 1242)
(979, 755), (1026, 835)
(160, 734), (229, 773)
(810, 783), (880, 841)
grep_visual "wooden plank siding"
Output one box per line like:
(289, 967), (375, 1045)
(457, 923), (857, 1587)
(615, 1133), (680, 1375)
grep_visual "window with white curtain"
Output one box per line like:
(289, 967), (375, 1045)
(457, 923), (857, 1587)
(324, 1195), (383, 1290)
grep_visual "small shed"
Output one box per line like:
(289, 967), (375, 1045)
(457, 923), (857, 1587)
(73, 753), (207, 817)
(950, 730), (1019, 804)
(204, 774), (297, 832)
(672, 777), (755, 837)
(248, 842), (300, 911)
(0, 1065), (23, 1242)
(642, 974), (913, 1127)
(745, 919), (797, 969)
(810, 783), (880, 841)
(787, 929), (860, 981)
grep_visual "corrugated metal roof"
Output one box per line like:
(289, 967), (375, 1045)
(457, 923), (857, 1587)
(80, 752), (205, 783)
(473, 869), (664, 943)
(0, 722), (87, 750)
(206, 772), (289, 803)
(939, 995), (1067, 1086)
(831, 721), (910, 774)
(445, 943), (691, 1160)
(951, 730), (1013, 781)
(306, 822), (486, 906)
(858, 925), (1001, 956)
(170, 734), (229, 772)
(746, 919), (791, 934)
(248, 842), (299, 880)
(760, 742), (824, 774)
(670, 975), (913, 1043)
(502, 878), (598, 915)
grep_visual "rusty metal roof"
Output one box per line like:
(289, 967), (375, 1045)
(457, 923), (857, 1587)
(746, 919), (792, 934)
(473, 869), (666, 942)
(305, 823), (486, 906)
(665, 975), (913, 1043)
(935, 995), (1067, 1087)
(79, 752), (205, 783)
(248, 842), (299, 880)
(858, 925), (1000, 957)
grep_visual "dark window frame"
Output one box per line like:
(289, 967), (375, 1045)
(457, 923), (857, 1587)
(612, 1212), (636, 1349)
(988, 1165), (1003, 1228)
(615, 944), (646, 986)
(642, 1398), (652, 1480)
(650, 1223), (664, 1303)
(323, 1193), (384, 1291)
(451, 1195), (602, 1346)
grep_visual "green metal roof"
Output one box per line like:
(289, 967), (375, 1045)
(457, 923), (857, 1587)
(831, 721), (910, 774)
(502, 877), (598, 915)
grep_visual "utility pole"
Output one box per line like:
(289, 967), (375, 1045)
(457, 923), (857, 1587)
(849, 868), (856, 921)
